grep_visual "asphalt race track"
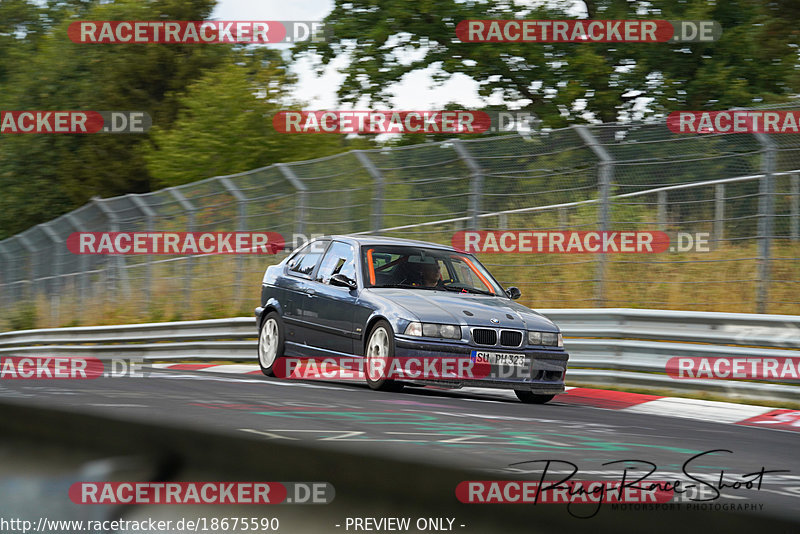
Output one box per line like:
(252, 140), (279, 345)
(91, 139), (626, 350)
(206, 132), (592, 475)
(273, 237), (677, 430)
(1, 365), (798, 533)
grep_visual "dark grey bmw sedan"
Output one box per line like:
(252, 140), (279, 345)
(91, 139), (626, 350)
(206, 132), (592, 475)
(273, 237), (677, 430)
(255, 235), (568, 403)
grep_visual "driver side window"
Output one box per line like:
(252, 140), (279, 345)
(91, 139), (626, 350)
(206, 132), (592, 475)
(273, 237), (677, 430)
(315, 241), (356, 284)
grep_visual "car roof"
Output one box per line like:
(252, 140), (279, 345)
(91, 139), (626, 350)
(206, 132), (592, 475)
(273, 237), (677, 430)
(324, 234), (460, 252)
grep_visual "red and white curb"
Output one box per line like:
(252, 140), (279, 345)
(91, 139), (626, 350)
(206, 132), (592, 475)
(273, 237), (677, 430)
(150, 363), (800, 433)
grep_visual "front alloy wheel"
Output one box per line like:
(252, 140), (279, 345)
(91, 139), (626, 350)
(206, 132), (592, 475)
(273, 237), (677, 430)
(364, 320), (403, 392)
(258, 312), (285, 376)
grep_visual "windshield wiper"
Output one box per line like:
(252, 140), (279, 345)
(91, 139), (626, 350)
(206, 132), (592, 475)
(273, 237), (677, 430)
(374, 284), (437, 290)
(441, 285), (494, 296)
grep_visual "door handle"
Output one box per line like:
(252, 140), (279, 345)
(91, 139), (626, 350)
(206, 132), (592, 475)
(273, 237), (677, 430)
(305, 288), (316, 296)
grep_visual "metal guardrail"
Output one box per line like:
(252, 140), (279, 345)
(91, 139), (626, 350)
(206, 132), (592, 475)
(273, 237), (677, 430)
(539, 308), (800, 348)
(0, 318), (254, 347)
(0, 309), (797, 404)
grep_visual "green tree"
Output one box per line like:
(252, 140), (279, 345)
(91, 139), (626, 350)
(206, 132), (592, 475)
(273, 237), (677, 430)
(142, 50), (357, 187)
(0, 0), (226, 238)
(295, 0), (800, 126)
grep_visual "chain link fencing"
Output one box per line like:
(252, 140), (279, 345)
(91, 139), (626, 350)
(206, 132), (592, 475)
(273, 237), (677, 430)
(1, 106), (799, 330)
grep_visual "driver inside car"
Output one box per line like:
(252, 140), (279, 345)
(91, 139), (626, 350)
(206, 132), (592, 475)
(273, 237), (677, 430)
(417, 261), (444, 288)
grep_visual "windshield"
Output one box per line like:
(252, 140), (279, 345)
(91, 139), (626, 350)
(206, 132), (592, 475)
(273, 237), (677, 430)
(362, 245), (504, 295)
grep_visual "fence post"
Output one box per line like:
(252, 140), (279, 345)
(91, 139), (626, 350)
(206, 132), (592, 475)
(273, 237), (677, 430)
(557, 208), (567, 229)
(791, 173), (799, 242)
(167, 188), (196, 305)
(7, 238), (26, 304)
(220, 177), (247, 305)
(0, 242), (9, 309)
(657, 191), (667, 230)
(355, 150), (384, 234)
(13, 236), (36, 311)
(754, 133), (776, 314)
(574, 125), (614, 307)
(91, 197), (123, 299)
(39, 223), (63, 325)
(499, 213), (509, 229)
(714, 184), (725, 250)
(277, 163), (307, 240)
(127, 194), (157, 307)
(65, 213), (90, 319)
(452, 140), (483, 230)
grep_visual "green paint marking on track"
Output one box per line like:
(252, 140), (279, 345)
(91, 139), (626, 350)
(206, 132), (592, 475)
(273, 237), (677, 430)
(249, 410), (701, 454)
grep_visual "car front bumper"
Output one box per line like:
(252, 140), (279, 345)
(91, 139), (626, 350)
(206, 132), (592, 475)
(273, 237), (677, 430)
(393, 335), (568, 394)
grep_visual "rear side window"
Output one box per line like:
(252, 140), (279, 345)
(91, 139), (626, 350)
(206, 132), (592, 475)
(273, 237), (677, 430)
(288, 241), (328, 277)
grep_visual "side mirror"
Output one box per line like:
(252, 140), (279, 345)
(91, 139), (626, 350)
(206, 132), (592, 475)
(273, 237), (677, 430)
(505, 286), (521, 300)
(330, 273), (357, 290)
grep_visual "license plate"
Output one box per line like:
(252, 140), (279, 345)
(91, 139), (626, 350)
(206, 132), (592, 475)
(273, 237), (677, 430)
(472, 351), (527, 367)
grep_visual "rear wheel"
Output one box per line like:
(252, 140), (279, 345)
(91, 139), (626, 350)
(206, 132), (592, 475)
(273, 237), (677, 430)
(258, 312), (285, 377)
(515, 390), (555, 404)
(364, 320), (404, 392)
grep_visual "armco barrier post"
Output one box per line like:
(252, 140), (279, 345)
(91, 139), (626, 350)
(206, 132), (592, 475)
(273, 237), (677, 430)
(754, 133), (775, 314)
(355, 150), (384, 234)
(452, 140), (483, 230)
(574, 125), (614, 307)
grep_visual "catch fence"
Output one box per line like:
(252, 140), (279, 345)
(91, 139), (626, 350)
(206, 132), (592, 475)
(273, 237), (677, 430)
(1, 110), (799, 328)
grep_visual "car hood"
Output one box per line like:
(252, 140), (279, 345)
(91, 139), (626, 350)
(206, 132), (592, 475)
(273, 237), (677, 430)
(365, 288), (558, 331)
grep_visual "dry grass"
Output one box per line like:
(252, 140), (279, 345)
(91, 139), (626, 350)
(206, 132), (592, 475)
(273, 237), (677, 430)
(1, 240), (798, 331)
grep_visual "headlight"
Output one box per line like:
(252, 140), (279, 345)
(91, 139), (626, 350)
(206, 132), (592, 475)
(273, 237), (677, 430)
(529, 331), (561, 346)
(405, 322), (461, 339)
(422, 323), (440, 337)
(527, 331), (542, 345)
(439, 324), (461, 338)
(541, 332), (559, 346)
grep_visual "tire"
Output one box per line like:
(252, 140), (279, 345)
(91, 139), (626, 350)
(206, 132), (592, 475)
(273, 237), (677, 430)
(364, 320), (404, 392)
(515, 390), (555, 404)
(258, 311), (285, 377)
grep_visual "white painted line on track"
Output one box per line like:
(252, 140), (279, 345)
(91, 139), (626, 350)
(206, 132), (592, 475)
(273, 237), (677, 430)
(145, 363), (795, 432)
